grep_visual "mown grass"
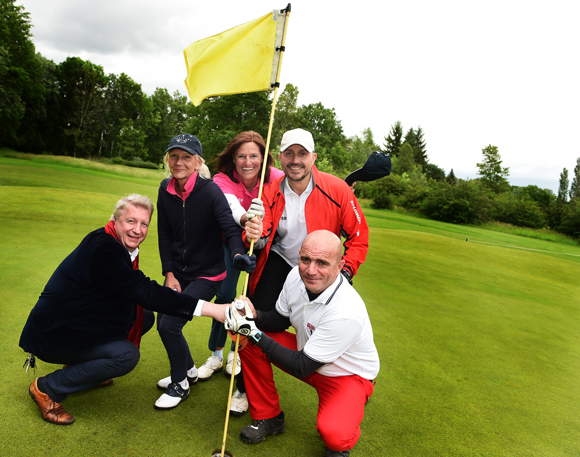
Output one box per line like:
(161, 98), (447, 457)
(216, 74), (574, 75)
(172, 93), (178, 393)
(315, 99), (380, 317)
(1, 155), (579, 457)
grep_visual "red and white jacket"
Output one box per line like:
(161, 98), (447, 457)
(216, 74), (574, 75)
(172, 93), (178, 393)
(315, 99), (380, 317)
(247, 166), (369, 295)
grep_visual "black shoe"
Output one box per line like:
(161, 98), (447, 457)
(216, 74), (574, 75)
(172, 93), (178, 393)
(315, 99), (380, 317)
(240, 411), (285, 443)
(324, 448), (351, 457)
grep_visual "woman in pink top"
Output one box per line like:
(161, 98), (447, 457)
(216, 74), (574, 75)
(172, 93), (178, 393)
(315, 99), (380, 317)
(201, 131), (283, 416)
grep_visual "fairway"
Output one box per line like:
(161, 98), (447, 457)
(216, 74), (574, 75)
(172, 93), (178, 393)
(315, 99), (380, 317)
(1, 154), (579, 457)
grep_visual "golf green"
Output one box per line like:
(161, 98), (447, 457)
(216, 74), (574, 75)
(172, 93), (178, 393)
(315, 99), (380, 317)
(1, 155), (579, 456)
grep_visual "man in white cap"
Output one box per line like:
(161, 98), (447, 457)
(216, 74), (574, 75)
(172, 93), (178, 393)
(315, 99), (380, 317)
(229, 128), (369, 416)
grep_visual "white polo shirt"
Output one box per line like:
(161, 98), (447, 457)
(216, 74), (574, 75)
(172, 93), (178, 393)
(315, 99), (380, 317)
(275, 267), (380, 379)
(270, 177), (313, 267)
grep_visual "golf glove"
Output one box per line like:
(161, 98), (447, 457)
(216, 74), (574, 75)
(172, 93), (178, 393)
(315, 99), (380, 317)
(224, 303), (262, 345)
(233, 253), (257, 273)
(245, 198), (264, 221)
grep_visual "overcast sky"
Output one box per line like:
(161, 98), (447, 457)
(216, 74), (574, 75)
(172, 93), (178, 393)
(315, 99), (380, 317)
(17, 0), (580, 192)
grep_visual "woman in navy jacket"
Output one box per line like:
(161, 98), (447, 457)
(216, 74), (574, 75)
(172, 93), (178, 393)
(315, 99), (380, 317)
(154, 134), (258, 409)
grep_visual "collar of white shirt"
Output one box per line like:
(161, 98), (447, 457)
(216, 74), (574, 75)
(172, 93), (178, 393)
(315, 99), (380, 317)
(129, 247), (139, 263)
(302, 272), (344, 306)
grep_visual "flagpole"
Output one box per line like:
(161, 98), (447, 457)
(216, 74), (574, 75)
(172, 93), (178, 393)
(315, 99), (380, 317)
(243, 1), (290, 279)
(220, 7), (291, 456)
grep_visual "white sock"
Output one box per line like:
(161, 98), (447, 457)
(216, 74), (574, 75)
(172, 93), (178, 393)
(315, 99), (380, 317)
(187, 366), (197, 378)
(179, 378), (189, 390)
(213, 349), (223, 361)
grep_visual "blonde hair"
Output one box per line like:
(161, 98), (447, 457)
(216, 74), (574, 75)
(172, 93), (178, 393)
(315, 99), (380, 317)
(163, 151), (210, 179)
(111, 194), (154, 221)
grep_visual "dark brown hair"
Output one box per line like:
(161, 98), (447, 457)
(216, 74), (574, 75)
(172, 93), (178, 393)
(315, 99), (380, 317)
(216, 131), (275, 183)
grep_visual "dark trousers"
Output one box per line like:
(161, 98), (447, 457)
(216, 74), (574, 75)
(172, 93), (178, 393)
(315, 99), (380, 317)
(157, 274), (221, 383)
(37, 310), (155, 402)
(209, 243), (240, 352)
(249, 250), (293, 312)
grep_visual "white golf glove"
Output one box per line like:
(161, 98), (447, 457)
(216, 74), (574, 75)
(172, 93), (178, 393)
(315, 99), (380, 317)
(224, 302), (262, 344)
(245, 198), (264, 221)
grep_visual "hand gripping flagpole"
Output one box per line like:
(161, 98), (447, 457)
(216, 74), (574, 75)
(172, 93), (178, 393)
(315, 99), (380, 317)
(218, 5), (291, 457)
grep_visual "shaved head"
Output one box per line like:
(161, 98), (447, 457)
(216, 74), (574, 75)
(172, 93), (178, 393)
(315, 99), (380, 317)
(302, 230), (342, 261)
(299, 230), (345, 294)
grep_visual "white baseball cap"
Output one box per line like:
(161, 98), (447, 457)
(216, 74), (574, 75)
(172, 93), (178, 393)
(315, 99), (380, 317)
(280, 128), (315, 153)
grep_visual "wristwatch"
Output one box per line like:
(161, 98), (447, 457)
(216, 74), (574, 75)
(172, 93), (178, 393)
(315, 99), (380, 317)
(341, 268), (353, 285)
(250, 330), (263, 345)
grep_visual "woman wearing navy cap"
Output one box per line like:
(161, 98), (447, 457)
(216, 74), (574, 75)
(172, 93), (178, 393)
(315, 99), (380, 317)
(154, 133), (259, 409)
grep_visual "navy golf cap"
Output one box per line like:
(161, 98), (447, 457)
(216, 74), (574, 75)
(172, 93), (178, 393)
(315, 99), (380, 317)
(165, 133), (203, 157)
(345, 151), (392, 185)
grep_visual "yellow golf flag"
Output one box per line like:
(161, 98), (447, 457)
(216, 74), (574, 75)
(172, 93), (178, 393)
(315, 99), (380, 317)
(184, 9), (288, 106)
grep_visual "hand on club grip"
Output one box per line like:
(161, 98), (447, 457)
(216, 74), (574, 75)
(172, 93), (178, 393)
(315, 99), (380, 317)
(225, 303), (261, 344)
(245, 198), (264, 220)
(233, 253), (257, 273)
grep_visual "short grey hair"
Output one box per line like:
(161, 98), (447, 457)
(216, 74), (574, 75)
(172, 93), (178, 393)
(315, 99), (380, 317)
(111, 194), (154, 221)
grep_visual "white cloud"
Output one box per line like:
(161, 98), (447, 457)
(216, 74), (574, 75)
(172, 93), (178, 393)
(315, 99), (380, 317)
(16, 0), (580, 192)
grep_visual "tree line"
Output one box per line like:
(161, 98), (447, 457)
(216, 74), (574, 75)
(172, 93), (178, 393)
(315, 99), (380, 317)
(0, 1), (375, 174)
(357, 134), (580, 239)
(1, 0), (579, 239)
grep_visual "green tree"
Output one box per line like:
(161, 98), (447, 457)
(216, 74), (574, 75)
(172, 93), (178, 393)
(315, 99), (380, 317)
(404, 128), (416, 149)
(421, 179), (492, 224)
(0, 0), (44, 148)
(558, 198), (580, 239)
(146, 88), (183, 162)
(569, 157), (580, 200)
(404, 126), (428, 168)
(383, 121), (403, 158)
(99, 73), (147, 157)
(476, 145), (510, 193)
(372, 174), (407, 209)
(446, 168), (457, 185)
(424, 163), (446, 181)
(272, 83), (299, 148)
(116, 117), (147, 159)
(298, 102), (345, 153)
(513, 185), (556, 210)
(34, 53), (62, 152)
(345, 127), (380, 173)
(413, 127), (428, 167)
(557, 168), (569, 203)
(57, 57), (108, 157)
(326, 141), (349, 173)
(491, 192), (547, 229)
(196, 91), (272, 164)
(392, 142), (416, 175)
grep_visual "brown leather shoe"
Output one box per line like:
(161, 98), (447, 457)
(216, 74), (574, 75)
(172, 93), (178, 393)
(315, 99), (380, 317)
(29, 378), (75, 425)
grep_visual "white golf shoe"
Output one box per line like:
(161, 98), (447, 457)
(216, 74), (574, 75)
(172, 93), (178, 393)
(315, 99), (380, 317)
(225, 351), (241, 377)
(229, 389), (248, 417)
(154, 382), (189, 409)
(198, 356), (223, 381)
(157, 367), (198, 390)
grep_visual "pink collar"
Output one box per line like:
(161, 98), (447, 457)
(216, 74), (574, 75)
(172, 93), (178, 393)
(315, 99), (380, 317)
(233, 169), (260, 192)
(168, 172), (198, 200)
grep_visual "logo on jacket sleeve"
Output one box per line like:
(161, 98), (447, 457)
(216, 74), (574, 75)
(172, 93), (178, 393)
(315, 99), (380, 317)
(350, 201), (361, 224)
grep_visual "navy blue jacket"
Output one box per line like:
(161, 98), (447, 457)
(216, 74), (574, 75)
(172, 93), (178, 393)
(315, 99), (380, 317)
(20, 228), (199, 355)
(157, 175), (245, 280)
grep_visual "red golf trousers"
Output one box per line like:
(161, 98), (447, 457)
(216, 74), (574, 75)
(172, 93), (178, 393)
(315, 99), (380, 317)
(239, 331), (375, 452)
